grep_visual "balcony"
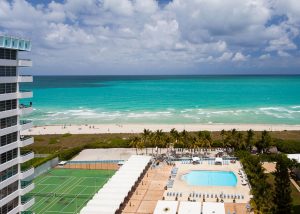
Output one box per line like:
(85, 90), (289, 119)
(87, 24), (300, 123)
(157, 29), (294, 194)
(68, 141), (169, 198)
(19, 151), (34, 163)
(0, 124), (18, 136)
(19, 104), (33, 115)
(0, 108), (18, 119)
(18, 59), (32, 67)
(18, 75), (33, 83)
(20, 167), (34, 180)
(20, 196), (35, 211)
(20, 120), (33, 131)
(0, 173), (18, 190)
(0, 76), (18, 84)
(0, 141), (18, 154)
(0, 157), (18, 172)
(18, 90), (33, 99)
(19, 136), (34, 147)
(20, 180), (34, 195)
(0, 189), (19, 207)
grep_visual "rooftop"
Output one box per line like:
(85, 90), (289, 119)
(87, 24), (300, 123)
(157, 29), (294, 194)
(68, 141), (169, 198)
(0, 35), (31, 51)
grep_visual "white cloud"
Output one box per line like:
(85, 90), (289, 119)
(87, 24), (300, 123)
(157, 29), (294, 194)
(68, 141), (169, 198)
(103, 0), (134, 16)
(0, 0), (299, 74)
(259, 54), (271, 60)
(134, 0), (158, 14)
(232, 52), (247, 62)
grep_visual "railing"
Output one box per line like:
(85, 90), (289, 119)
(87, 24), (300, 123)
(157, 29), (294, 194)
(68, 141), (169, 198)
(20, 151), (33, 156)
(21, 195), (34, 204)
(20, 135), (32, 141)
(21, 180), (33, 189)
(20, 120), (32, 125)
(0, 170), (18, 183)
(21, 167), (34, 174)
(19, 104), (32, 109)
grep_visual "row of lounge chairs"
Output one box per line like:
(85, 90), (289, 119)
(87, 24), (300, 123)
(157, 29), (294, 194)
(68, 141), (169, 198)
(167, 179), (174, 188)
(191, 192), (244, 200)
(166, 192), (244, 200)
(171, 167), (178, 178)
(238, 169), (248, 185)
(166, 192), (183, 197)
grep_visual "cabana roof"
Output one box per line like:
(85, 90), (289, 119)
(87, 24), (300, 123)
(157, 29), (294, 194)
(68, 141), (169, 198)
(178, 201), (201, 214)
(80, 155), (151, 214)
(154, 200), (178, 214)
(202, 202), (225, 214)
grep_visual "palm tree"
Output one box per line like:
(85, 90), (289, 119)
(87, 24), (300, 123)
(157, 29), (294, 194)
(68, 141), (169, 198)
(236, 132), (245, 150)
(180, 129), (190, 152)
(257, 130), (272, 153)
(197, 131), (212, 154)
(220, 129), (226, 147)
(141, 129), (151, 155)
(153, 129), (165, 154)
(129, 136), (141, 155)
(246, 129), (255, 151)
(170, 128), (179, 148)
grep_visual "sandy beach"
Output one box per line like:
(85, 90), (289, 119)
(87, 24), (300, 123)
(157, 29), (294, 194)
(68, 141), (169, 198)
(22, 123), (300, 135)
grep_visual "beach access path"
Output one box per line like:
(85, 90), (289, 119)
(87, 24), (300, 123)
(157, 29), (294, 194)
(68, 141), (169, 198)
(22, 123), (300, 135)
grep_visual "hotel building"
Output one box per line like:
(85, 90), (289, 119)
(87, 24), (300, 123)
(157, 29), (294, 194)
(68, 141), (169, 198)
(0, 35), (34, 214)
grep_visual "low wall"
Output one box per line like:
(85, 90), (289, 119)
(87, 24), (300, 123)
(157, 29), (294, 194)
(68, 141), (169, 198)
(62, 162), (119, 170)
(26, 157), (59, 180)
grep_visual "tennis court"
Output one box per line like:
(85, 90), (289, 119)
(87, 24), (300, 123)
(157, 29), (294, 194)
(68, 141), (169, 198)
(28, 168), (115, 214)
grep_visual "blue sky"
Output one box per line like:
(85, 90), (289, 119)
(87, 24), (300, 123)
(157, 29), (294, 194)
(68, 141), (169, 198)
(1, 0), (300, 75)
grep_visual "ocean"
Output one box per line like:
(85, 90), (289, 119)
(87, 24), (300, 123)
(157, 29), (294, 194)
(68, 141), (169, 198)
(21, 75), (300, 125)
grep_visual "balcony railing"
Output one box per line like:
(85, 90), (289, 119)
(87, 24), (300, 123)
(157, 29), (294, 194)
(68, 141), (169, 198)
(18, 75), (33, 82)
(20, 167), (34, 180)
(21, 180), (33, 189)
(20, 120), (32, 125)
(18, 59), (32, 67)
(19, 104), (32, 109)
(19, 151), (34, 163)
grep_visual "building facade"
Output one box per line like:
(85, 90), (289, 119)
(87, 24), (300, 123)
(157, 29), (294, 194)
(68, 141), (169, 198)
(0, 35), (34, 214)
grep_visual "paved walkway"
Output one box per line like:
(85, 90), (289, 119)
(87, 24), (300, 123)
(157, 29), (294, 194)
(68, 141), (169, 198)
(122, 163), (172, 214)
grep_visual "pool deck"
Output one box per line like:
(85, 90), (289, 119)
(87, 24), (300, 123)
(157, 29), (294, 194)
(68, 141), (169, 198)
(164, 161), (251, 204)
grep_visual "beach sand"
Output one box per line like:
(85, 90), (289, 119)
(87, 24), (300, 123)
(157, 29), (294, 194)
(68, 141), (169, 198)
(22, 123), (300, 135)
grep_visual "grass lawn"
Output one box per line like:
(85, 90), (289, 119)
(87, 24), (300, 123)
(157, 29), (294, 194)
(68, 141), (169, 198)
(28, 168), (115, 214)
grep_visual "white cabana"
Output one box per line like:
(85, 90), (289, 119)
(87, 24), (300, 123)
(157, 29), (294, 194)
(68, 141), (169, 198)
(80, 155), (152, 214)
(178, 201), (201, 214)
(154, 200), (178, 214)
(192, 157), (200, 162)
(288, 154), (300, 163)
(215, 157), (223, 165)
(202, 202), (225, 214)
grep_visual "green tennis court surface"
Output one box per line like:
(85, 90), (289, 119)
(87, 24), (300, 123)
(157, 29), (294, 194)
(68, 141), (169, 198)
(28, 168), (115, 214)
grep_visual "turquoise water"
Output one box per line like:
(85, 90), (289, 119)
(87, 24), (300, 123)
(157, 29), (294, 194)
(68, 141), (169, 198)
(182, 170), (237, 187)
(21, 75), (300, 125)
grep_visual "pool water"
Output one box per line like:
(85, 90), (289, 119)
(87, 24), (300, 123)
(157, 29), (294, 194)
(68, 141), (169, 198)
(182, 170), (237, 187)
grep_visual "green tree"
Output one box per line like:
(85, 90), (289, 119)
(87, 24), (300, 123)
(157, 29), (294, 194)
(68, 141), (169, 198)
(170, 128), (180, 149)
(236, 132), (245, 150)
(141, 129), (151, 154)
(153, 129), (165, 154)
(257, 130), (272, 153)
(129, 136), (141, 155)
(245, 129), (255, 152)
(180, 129), (190, 150)
(273, 156), (292, 214)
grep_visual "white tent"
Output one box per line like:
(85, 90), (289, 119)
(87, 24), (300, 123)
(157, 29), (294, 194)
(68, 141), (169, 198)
(288, 154), (300, 163)
(192, 157), (200, 162)
(154, 200), (178, 214)
(202, 202), (225, 214)
(80, 155), (152, 214)
(178, 201), (201, 214)
(215, 157), (223, 165)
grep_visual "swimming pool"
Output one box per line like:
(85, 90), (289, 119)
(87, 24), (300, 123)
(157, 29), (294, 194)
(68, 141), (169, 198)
(182, 170), (237, 187)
